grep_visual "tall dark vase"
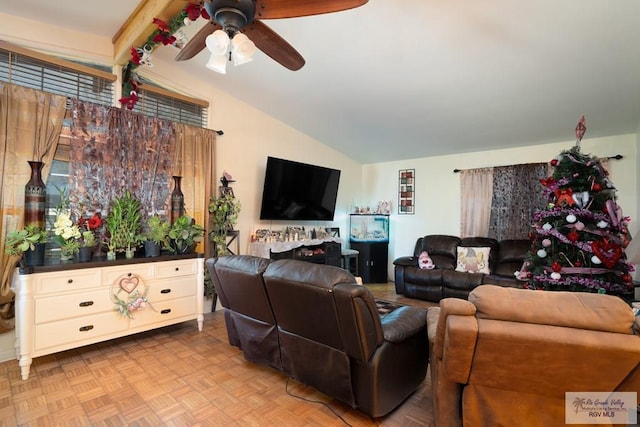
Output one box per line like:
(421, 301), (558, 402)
(25, 161), (46, 228)
(171, 176), (185, 224)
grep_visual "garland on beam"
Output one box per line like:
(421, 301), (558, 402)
(119, 2), (210, 109)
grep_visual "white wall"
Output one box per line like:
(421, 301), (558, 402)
(363, 134), (638, 280)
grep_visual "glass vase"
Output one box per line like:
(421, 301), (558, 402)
(171, 176), (185, 224)
(24, 161), (46, 228)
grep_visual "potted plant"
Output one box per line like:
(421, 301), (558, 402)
(52, 212), (81, 261)
(143, 215), (170, 257)
(208, 193), (241, 256)
(4, 224), (48, 267)
(168, 214), (204, 254)
(105, 190), (143, 259)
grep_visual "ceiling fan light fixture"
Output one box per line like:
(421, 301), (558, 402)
(231, 33), (256, 66)
(205, 30), (230, 55)
(206, 52), (228, 74)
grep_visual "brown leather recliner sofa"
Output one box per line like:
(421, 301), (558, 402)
(393, 235), (530, 302)
(427, 285), (640, 427)
(206, 255), (430, 418)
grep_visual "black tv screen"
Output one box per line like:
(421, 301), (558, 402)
(259, 156), (341, 221)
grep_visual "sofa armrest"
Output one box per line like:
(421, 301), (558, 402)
(380, 306), (427, 343)
(393, 256), (417, 267)
(442, 315), (478, 384)
(434, 298), (476, 359)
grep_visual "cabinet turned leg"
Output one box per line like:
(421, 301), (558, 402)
(197, 314), (204, 332)
(19, 356), (32, 380)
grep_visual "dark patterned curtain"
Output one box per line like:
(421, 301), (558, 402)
(488, 163), (548, 240)
(68, 100), (175, 219)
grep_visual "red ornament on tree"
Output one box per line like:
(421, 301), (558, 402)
(551, 261), (562, 272)
(592, 182), (603, 192)
(550, 159), (558, 166)
(567, 229), (579, 242)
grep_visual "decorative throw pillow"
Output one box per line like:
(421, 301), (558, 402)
(418, 251), (435, 269)
(455, 247), (490, 274)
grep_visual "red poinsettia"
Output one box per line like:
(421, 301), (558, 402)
(153, 32), (177, 46)
(78, 213), (103, 231)
(130, 46), (142, 65)
(185, 2), (210, 21)
(119, 91), (139, 110)
(153, 18), (170, 32)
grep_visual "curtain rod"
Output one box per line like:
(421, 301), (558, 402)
(452, 154), (623, 173)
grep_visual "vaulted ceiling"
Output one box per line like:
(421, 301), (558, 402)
(2, 0), (639, 163)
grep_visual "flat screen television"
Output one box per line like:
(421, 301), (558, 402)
(259, 156), (341, 221)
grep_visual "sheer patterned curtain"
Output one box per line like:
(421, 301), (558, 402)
(68, 100), (175, 219)
(488, 163), (547, 240)
(173, 124), (217, 257)
(0, 83), (66, 326)
(460, 168), (494, 237)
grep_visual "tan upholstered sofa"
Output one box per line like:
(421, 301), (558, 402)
(427, 285), (640, 427)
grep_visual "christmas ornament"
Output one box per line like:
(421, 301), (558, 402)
(566, 214), (577, 223)
(591, 255), (602, 264)
(572, 191), (589, 208)
(574, 221), (585, 231)
(591, 240), (622, 269)
(596, 220), (608, 229)
(551, 261), (562, 272)
(537, 249), (547, 258)
(567, 230), (579, 242)
(542, 238), (552, 247)
(550, 272), (561, 280)
(542, 223), (553, 231)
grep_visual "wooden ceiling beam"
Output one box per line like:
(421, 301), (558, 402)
(112, 0), (188, 65)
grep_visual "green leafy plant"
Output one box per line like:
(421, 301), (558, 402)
(168, 214), (204, 254)
(208, 194), (241, 256)
(144, 215), (171, 246)
(4, 224), (48, 256)
(105, 190), (143, 253)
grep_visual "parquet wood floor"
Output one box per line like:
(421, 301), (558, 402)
(0, 283), (437, 427)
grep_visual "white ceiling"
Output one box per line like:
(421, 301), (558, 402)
(2, 0), (640, 163)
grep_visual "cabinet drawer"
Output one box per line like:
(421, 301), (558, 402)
(129, 296), (197, 328)
(35, 289), (113, 323)
(35, 270), (101, 295)
(154, 260), (197, 279)
(35, 311), (127, 351)
(102, 264), (154, 286)
(147, 277), (196, 302)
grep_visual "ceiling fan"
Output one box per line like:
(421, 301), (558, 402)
(175, 0), (369, 71)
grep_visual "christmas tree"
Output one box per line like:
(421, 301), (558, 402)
(519, 117), (634, 297)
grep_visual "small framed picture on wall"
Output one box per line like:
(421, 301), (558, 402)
(398, 169), (415, 214)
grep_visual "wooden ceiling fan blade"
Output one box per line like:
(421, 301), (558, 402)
(243, 21), (305, 71)
(256, 0), (368, 20)
(175, 22), (222, 61)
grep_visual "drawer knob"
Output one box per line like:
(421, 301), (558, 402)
(160, 289), (171, 294)
(161, 309), (171, 314)
(79, 301), (94, 307)
(67, 279), (73, 284)
(175, 267), (179, 271)
(79, 325), (94, 332)
(127, 272), (132, 277)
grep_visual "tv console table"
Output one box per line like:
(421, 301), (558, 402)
(249, 238), (342, 267)
(12, 254), (204, 380)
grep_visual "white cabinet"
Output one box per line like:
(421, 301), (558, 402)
(13, 256), (204, 380)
